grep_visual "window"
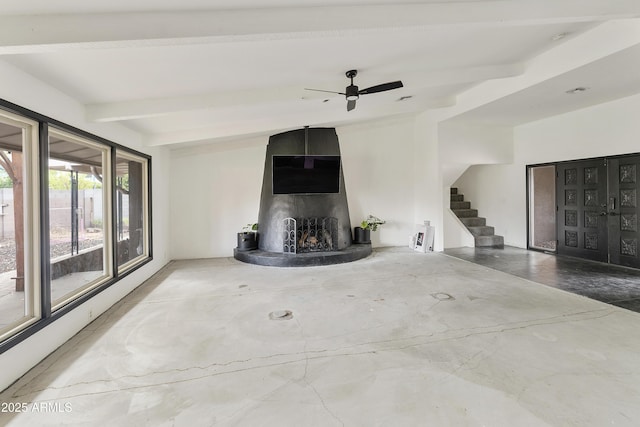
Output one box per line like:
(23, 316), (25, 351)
(48, 128), (112, 310)
(0, 110), (40, 342)
(0, 99), (152, 352)
(115, 151), (149, 272)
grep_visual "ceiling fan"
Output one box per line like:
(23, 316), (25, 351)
(305, 70), (403, 112)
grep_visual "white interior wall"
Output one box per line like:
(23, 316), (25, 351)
(0, 59), (171, 391)
(413, 113), (445, 251)
(439, 122), (513, 183)
(516, 93), (640, 164)
(169, 116), (422, 259)
(169, 139), (266, 260)
(454, 92), (640, 249)
(339, 117), (417, 248)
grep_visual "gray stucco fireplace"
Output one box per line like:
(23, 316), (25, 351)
(234, 127), (371, 266)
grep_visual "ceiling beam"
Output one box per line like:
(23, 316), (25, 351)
(433, 18), (640, 122)
(86, 64), (521, 122)
(1, 1), (639, 54)
(143, 97), (454, 147)
(403, 63), (525, 88)
(86, 87), (307, 122)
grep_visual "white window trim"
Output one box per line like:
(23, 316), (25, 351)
(0, 110), (41, 341)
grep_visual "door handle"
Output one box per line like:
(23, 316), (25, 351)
(600, 212), (608, 216)
(609, 212), (618, 216)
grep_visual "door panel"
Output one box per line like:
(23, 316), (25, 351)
(556, 159), (608, 262)
(608, 157), (640, 268)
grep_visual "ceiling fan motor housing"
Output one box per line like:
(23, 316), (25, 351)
(346, 85), (359, 101)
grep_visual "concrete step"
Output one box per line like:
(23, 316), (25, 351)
(475, 235), (504, 248)
(450, 201), (471, 209)
(452, 208), (478, 218)
(450, 187), (502, 248)
(460, 217), (486, 227)
(467, 225), (495, 236)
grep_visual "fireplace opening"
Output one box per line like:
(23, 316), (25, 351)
(283, 217), (338, 254)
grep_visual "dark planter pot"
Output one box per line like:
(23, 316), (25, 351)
(237, 232), (258, 251)
(353, 227), (370, 244)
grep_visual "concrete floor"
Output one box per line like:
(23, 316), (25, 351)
(1, 247), (640, 426)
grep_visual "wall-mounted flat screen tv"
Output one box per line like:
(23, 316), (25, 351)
(272, 155), (341, 194)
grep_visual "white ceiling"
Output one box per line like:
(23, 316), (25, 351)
(0, 1), (639, 148)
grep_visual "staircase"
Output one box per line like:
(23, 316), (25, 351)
(450, 187), (504, 248)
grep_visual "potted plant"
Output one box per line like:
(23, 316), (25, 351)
(237, 223), (258, 251)
(353, 215), (385, 244)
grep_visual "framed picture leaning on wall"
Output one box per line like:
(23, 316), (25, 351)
(413, 222), (435, 252)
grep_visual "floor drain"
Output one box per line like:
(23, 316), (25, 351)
(269, 310), (293, 320)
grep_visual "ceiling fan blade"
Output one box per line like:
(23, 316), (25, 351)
(347, 99), (356, 112)
(304, 88), (346, 95)
(358, 81), (403, 95)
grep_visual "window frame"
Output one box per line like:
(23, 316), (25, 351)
(47, 126), (114, 312)
(0, 109), (41, 343)
(114, 150), (151, 274)
(0, 98), (152, 354)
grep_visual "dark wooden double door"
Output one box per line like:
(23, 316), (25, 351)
(557, 156), (640, 268)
